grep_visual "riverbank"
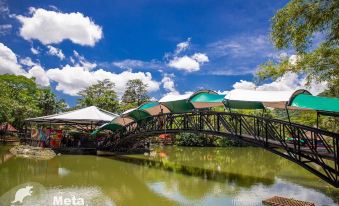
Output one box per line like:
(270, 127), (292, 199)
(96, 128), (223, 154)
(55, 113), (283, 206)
(9, 145), (56, 160)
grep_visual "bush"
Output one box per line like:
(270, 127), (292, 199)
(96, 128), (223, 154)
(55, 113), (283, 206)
(174, 133), (244, 147)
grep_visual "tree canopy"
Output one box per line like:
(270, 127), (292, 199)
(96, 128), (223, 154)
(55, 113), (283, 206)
(0, 74), (67, 129)
(121, 79), (150, 107)
(77, 79), (119, 112)
(257, 0), (338, 96)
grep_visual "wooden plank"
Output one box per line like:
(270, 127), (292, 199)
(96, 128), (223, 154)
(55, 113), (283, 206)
(262, 196), (315, 206)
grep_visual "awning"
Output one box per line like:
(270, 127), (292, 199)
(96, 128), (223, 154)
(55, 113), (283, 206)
(26, 106), (118, 124)
(138, 102), (171, 115)
(159, 93), (194, 113)
(290, 94), (339, 114)
(0, 123), (17, 132)
(189, 90), (225, 109)
(224, 89), (310, 109)
(122, 108), (151, 121)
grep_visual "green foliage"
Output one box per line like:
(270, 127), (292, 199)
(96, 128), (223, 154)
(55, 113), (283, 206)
(122, 79), (150, 106)
(0, 74), (66, 129)
(257, 0), (339, 96)
(38, 88), (68, 115)
(77, 79), (119, 112)
(271, 0), (337, 52)
(174, 133), (243, 147)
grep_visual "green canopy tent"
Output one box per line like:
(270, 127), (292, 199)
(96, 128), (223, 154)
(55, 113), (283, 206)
(223, 89), (310, 110)
(91, 115), (135, 135)
(138, 102), (171, 115)
(159, 93), (195, 113)
(189, 90), (225, 109)
(289, 93), (339, 127)
(121, 108), (152, 122)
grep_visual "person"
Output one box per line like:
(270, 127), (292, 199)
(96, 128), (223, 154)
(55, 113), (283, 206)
(38, 127), (47, 148)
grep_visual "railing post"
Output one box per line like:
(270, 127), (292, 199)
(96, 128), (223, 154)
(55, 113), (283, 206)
(297, 129), (301, 161)
(239, 116), (242, 136)
(217, 114), (220, 132)
(265, 120), (268, 147)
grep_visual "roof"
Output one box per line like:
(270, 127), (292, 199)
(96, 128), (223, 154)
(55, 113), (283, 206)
(26, 106), (118, 124)
(159, 93), (194, 113)
(0, 123), (17, 132)
(290, 94), (339, 113)
(224, 89), (310, 109)
(190, 90), (225, 109)
(122, 108), (151, 121)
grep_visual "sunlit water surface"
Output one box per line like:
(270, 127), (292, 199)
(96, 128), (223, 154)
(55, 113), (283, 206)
(0, 145), (338, 206)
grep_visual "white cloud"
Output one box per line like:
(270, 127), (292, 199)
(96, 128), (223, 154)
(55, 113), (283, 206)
(47, 45), (65, 60)
(28, 65), (50, 86)
(0, 42), (25, 75)
(46, 65), (160, 96)
(161, 74), (178, 95)
(191, 53), (209, 63)
(72, 50), (96, 70)
(175, 38), (191, 54)
(168, 55), (200, 72)
(208, 35), (275, 58)
(20, 57), (36, 67)
(0, 1), (9, 17)
(112, 59), (162, 71)
(233, 80), (256, 90)
(16, 8), (102, 46)
(113, 59), (145, 69)
(0, 43), (50, 86)
(232, 72), (328, 95)
(0, 24), (12, 35)
(168, 53), (209, 72)
(217, 90), (229, 95)
(288, 54), (299, 65)
(30, 47), (39, 54)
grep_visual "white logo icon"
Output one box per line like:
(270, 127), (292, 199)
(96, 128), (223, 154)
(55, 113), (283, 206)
(11, 185), (33, 204)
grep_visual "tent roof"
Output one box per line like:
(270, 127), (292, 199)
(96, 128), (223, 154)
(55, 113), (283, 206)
(159, 93), (192, 102)
(0, 123), (17, 132)
(224, 89), (310, 109)
(26, 106), (118, 124)
(138, 102), (171, 115)
(290, 94), (339, 113)
(159, 93), (194, 113)
(122, 108), (151, 121)
(190, 91), (225, 109)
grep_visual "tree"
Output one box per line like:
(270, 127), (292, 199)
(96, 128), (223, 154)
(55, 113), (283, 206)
(121, 79), (150, 106)
(257, 0), (338, 96)
(0, 74), (65, 129)
(38, 88), (68, 115)
(77, 79), (119, 112)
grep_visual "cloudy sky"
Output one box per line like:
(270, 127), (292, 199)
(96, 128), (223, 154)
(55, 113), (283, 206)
(0, 0), (327, 106)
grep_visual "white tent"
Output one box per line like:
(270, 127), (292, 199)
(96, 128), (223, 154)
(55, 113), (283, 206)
(225, 89), (311, 109)
(26, 106), (118, 124)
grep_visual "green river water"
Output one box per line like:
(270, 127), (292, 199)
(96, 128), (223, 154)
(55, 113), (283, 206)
(0, 145), (338, 206)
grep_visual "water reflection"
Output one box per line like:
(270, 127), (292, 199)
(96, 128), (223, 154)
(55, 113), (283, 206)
(0, 146), (338, 206)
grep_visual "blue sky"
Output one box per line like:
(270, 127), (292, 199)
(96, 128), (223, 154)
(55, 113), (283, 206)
(0, 0), (295, 106)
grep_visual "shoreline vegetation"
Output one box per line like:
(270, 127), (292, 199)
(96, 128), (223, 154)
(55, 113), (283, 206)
(173, 133), (245, 147)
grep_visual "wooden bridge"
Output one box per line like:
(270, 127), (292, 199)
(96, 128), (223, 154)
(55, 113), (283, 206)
(98, 110), (339, 187)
